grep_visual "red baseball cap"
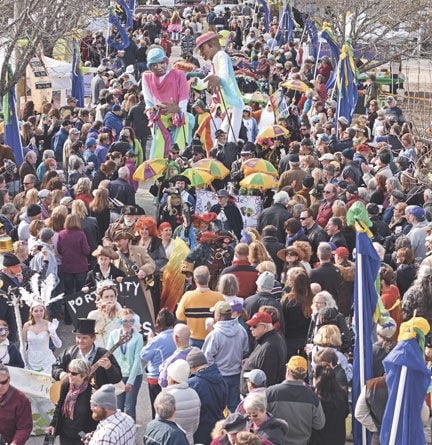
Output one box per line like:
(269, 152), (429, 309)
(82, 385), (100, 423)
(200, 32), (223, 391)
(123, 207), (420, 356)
(246, 312), (273, 327)
(333, 246), (350, 259)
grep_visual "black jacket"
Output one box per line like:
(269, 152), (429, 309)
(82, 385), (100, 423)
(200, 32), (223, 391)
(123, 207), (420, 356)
(52, 345), (122, 388)
(50, 381), (98, 439)
(240, 329), (287, 395)
(108, 178), (136, 206)
(256, 203), (292, 243)
(210, 202), (244, 241)
(310, 263), (344, 308)
(261, 235), (285, 278)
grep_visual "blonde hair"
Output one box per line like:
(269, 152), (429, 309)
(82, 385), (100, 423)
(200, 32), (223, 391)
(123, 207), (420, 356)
(313, 324), (342, 348)
(248, 241), (270, 265)
(256, 260), (277, 275)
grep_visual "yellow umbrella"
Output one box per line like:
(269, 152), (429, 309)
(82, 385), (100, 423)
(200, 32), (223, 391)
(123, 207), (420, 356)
(258, 124), (290, 139)
(133, 158), (167, 182)
(183, 168), (214, 188)
(193, 159), (230, 179)
(281, 79), (311, 93)
(240, 172), (279, 190)
(242, 158), (278, 178)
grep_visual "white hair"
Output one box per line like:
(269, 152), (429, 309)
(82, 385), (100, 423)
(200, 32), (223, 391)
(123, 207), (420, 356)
(273, 191), (289, 205)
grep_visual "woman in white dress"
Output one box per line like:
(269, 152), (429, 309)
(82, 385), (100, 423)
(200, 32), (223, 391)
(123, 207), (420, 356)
(22, 301), (62, 373)
(87, 281), (121, 348)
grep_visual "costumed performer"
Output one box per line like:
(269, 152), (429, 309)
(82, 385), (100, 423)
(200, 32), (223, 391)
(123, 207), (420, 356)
(196, 32), (244, 143)
(142, 47), (190, 159)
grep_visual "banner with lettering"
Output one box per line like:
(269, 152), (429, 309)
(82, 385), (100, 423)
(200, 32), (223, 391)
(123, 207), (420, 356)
(195, 190), (262, 228)
(64, 277), (154, 333)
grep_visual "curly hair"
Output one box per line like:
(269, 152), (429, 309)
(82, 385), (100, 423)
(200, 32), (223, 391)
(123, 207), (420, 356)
(135, 216), (158, 237)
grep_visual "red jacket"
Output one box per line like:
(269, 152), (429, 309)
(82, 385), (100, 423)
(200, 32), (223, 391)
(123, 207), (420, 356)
(221, 260), (259, 299)
(0, 386), (32, 445)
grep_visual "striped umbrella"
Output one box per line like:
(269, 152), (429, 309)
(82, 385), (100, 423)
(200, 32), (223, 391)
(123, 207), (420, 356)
(133, 158), (167, 182)
(240, 172), (279, 190)
(183, 168), (214, 188)
(242, 158), (278, 177)
(193, 159), (230, 179)
(258, 124), (290, 139)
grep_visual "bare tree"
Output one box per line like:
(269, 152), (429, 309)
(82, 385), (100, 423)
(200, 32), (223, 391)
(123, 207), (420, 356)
(296, 0), (432, 72)
(0, 0), (107, 97)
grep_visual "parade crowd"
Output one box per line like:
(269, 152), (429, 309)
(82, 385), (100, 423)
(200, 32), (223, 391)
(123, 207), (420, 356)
(1, 2), (432, 445)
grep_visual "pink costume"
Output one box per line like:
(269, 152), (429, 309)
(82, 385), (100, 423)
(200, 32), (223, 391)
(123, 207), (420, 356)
(142, 69), (189, 159)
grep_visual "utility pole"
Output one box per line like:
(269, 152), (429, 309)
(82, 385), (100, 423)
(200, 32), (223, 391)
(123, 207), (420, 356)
(14, 0), (26, 112)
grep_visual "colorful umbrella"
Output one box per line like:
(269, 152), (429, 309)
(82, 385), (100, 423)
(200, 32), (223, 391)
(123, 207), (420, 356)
(183, 168), (214, 187)
(193, 159), (230, 179)
(133, 158), (167, 182)
(281, 79), (311, 93)
(258, 124), (290, 139)
(243, 92), (269, 105)
(242, 158), (278, 177)
(240, 172), (279, 190)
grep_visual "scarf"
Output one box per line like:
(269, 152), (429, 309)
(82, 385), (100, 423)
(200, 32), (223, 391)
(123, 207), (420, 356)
(62, 379), (89, 420)
(285, 227), (305, 247)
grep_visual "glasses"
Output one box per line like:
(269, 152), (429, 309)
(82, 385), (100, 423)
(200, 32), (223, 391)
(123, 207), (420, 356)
(0, 378), (9, 385)
(314, 300), (326, 305)
(300, 216), (309, 220)
(250, 323), (264, 330)
(286, 252), (297, 256)
(323, 190), (332, 194)
(312, 99), (318, 102)
(67, 370), (79, 376)
(122, 319), (134, 324)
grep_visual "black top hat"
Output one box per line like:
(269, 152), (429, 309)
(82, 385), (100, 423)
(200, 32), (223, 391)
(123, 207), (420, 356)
(73, 318), (97, 335)
(122, 205), (142, 216)
(171, 175), (191, 185)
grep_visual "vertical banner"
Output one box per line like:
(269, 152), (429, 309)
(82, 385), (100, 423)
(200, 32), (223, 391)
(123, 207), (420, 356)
(26, 52), (52, 113)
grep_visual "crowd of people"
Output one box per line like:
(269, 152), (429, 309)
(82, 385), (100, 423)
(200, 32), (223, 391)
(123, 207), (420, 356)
(1, 1), (432, 445)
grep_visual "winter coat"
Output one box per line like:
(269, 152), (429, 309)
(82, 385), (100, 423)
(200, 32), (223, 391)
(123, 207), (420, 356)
(165, 383), (201, 445)
(188, 364), (228, 445)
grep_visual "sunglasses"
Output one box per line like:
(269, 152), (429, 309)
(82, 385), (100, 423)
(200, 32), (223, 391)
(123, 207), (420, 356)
(0, 378), (9, 385)
(68, 370), (80, 376)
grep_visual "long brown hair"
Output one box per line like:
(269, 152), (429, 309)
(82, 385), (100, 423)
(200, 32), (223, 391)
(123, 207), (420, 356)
(89, 188), (109, 213)
(282, 267), (313, 318)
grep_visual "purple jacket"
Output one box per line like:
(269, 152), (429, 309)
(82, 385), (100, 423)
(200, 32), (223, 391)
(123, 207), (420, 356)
(57, 228), (90, 273)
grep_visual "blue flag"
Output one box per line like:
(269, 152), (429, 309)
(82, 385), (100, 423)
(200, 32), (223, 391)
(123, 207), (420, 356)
(2, 65), (23, 166)
(277, 1), (296, 47)
(71, 39), (84, 108)
(305, 17), (319, 61)
(352, 230), (380, 445)
(381, 338), (430, 444)
(321, 26), (340, 91)
(336, 43), (358, 125)
(256, 0), (270, 33)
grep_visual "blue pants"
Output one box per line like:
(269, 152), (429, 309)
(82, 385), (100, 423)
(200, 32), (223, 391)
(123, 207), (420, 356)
(223, 373), (241, 412)
(116, 374), (143, 421)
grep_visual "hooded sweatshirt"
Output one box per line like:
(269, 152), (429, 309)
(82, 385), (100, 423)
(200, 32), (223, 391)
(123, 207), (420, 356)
(202, 317), (249, 376)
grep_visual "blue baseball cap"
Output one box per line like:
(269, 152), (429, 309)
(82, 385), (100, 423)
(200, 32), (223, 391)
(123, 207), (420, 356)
(86, 137), (97, 147)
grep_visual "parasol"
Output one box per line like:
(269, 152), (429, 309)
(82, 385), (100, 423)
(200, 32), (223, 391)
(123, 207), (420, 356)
(193, 159), (230, 179)
(258, 124), (290, 139)
(133, 158), (167, 182)
(182, 168), (214, 187)
(281, 79), (311, 93)
(242, 158), (278, 177)
(240, 172), (279, 190)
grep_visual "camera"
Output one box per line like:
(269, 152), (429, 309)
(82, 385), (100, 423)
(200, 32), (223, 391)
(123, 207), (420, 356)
(43, 433), (55, 445)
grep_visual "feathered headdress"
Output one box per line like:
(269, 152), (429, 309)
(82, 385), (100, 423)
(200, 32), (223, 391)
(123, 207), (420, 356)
(19, 273), (64, 308)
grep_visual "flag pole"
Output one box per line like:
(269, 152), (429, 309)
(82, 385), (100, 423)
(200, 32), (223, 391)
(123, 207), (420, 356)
(313, 37), (322, 78)
(388, 365), (407, 445)
(357, 252), (367, 445)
